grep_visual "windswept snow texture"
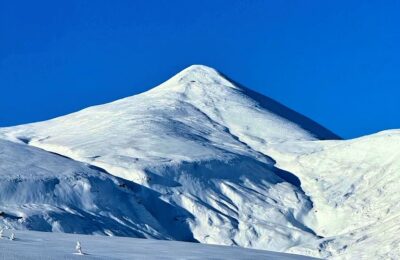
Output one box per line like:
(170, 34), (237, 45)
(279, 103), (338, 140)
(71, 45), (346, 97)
(0, 139), (169, 239)
(0, 65), (399, 259)
(0, 230), (315, 260)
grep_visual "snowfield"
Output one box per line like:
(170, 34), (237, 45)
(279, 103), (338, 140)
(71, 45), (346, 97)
(0, 230), (314, 259)
(0, 65), (399, 259)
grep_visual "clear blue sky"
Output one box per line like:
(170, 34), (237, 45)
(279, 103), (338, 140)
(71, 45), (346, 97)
(1, 0), (399, 138)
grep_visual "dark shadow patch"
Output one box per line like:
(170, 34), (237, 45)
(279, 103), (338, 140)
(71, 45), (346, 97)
(0, 211), (23, 220)
(218, 72), (341, 140)
(16, 136), (31, 144)
(274, 167), (301, 187)
(48, 151), (74, 160)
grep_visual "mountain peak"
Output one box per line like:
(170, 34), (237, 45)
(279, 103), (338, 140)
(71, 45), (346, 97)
(162, 64), (237, 89)
(143, 65), (340, 141)
(180, 64), (220, 76)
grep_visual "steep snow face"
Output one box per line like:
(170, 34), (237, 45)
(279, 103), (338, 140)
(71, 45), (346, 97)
(0, 65), (333, 251)
(0, 139), (169, 239)
(265, 130), (400, 259)
(147, 65), (340, 145)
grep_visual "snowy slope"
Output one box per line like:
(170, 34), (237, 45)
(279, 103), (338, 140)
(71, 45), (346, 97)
(0, 65), (335, 251)
(264, 130), (400, 259)
(0, 139), (169, 239)
(1, 65), (399, 259)
(0, 230), (315, 260)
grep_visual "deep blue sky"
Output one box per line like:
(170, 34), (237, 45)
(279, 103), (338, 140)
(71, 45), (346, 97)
(1, 1), (399, 138)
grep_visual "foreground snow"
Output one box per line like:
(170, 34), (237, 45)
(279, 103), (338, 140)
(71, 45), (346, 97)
(0, 65), (399, 259)
(0, 230), (314, 260)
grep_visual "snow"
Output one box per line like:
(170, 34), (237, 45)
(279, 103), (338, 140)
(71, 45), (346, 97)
(0, 65), (329, 251)
(0, 230), (314, 259)
(0, 139), (169, 239)
(264, 130), (400, 259)
(0, 65), (399, 259)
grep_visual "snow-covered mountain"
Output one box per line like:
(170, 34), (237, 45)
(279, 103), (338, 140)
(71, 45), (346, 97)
(0, 65), (399, 259)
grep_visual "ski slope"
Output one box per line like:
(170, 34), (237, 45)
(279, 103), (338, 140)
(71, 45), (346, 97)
(1, 65), (399, 259)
